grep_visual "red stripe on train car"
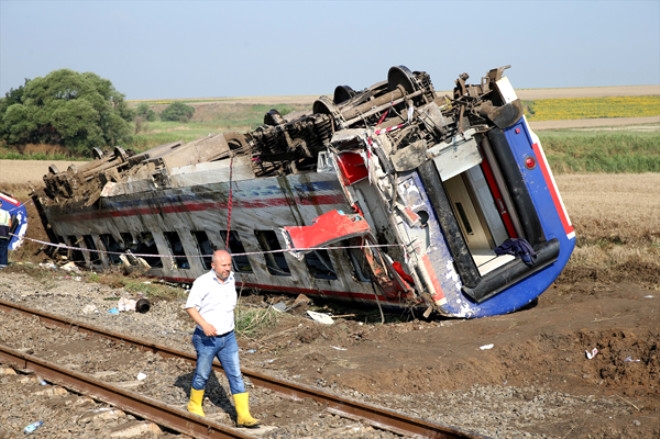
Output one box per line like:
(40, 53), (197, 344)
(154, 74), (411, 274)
(531, 142), (575, 237)
(0, 193), (20, 206)
(421, 254), (447, 305)
(53, 194), (346, 222)
(480, 156), (517, 238)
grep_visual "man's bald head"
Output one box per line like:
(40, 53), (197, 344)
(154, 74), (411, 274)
(211, 250), (232, 280)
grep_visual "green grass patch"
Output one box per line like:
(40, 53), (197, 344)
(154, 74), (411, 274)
(0, 148), (76, 161)
(121, 278), (187, 299)
(194, 103), (299, 127)
(539, 131), (660, 173)
(129, 103), (300, 152)
(234, 305), (283, 338)
(131, 122), (226, 150)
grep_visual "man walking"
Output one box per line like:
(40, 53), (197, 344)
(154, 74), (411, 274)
(184, 249), (260, 428)
(0, 205), (11, 269)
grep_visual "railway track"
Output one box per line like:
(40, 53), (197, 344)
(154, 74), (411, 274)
(0, 299), (482, 439)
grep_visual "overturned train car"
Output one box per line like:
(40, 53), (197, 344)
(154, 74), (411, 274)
(32, 65), (575, 318)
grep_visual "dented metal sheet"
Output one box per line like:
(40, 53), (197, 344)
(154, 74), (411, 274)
(427, 129), (482, 181)
(282, 210), (371, 260)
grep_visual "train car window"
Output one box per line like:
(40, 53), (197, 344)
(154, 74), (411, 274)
(120, 233), (134, 248)
(220, 230), (253, 273)
(254, 230), (291, 276)
(192, 231), (214, 270)
(164, 231), (190, 269)
(54, 235), (67, 257)
(66, 236), (85, 264)
(99, 234), (122, 265)
(82, 235), (103, 265)
(455, 202), (474, 235)
(343, 237), (371, 283)
(305, 250), (337, 280)
(133, 232), (163, 268)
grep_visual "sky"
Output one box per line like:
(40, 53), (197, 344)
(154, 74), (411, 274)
(1, 0), (659, 100)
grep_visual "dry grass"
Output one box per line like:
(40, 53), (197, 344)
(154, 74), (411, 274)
(0, 159), (86, 188)
(556, 173), (660, 288)
(17, 143), (71, 156)
(558, 173), (660, 244)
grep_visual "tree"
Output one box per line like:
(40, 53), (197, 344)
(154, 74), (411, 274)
(160, 101), (195, 122)
(0, 69), (134, 156)
(136, 103), (157, 121)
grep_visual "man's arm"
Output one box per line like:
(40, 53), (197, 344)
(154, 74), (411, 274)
(186, 307), (217, 336)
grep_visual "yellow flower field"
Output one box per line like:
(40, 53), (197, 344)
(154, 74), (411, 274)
(525, 95), (660, 120)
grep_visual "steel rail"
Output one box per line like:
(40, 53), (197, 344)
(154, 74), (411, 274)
(0, 344), (254, 439)
(0, 299), (482, 439)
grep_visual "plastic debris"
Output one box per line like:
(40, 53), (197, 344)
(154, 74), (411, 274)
(60, 261), (80, 272)
(624, 356), (641, 363)
(38, 262), (57, 270)
(117, 297), (137, 312)
(480, 344), (494, 350)
(585, 348), (598, 359)
(271, 302), (287, 313)
(331, 346), (347, 351)
(307, 310), (334, 325)
(82, 304), (99, 315)
(108, 307), (119, 315)
(137, 372), (147, 381)
(23, 420), (44, 434)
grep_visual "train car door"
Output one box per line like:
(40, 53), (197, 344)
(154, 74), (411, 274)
(444, 164), (511, 275)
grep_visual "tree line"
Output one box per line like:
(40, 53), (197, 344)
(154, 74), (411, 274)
(0, 69), (195, 157)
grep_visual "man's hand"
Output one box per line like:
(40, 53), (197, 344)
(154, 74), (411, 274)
(200, 321), (218, 337)
(186, 307), (217, 336)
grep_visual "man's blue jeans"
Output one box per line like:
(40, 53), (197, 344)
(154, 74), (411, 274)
(191, 327), (245, 395)
(0, 238), (9, 266)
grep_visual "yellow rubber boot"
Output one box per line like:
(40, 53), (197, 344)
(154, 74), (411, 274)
(233, 392), (260, 428)
(187, 388), (205, 417)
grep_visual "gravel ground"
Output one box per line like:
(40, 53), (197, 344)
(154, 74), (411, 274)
(1, 268), (657, 438)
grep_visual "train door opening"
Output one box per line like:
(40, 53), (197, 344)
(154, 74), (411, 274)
(443, 165), (514, 276)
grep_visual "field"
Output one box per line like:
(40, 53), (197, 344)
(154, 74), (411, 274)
(132, 85), (660, 148)
(1, 86), (659, 438)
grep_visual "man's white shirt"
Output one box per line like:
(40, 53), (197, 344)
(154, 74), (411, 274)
(185, 270), (237, 335)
